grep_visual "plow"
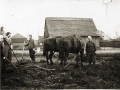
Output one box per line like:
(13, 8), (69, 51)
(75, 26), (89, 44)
(4, 40), (56, 74)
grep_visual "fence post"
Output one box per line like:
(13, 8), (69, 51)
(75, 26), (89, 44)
(114, 39), (115, 49)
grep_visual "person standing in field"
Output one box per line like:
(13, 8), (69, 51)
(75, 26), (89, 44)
(86, 36), (96, 65)
(0, 35), (5, 73)
(24, 35), (36, 62)
(3, 32), (12, 62)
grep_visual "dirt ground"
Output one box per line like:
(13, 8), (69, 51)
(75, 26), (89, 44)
(1, 55), (120, 89)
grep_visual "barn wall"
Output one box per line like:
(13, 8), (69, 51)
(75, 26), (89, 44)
(44, 20), (49, 38)
(12, 43), (28, 50)
(11, 38), (27, 43)
(11, 38), (27, 50)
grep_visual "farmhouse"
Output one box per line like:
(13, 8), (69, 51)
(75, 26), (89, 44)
(11, 33), (27, 50)
(97, 30), (111, 40)
(38, 36), (44, 45)
(34, 36), (44, 50)
(44, 17), (100, 48)
(38, 36), (44, 50)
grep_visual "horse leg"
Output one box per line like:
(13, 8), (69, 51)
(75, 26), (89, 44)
(60, 58), (63, 65)
(49, 51), (54, 65)
(59, 56), (63, 65)
(75, 61), (79, 67)
(75, 50), (80, 67)
(80, 50), (84, 66)
(46, 52), (49, 65)
(75, 55), (79, 67)
(64, 51), (69, 66)
(59, 50), (64, 65)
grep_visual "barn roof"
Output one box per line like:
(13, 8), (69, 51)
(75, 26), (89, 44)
(11, 33), (27, 38)
(44, 17), (99, 38)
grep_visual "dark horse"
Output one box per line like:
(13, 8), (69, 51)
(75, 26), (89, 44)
(58, 35), (84, 66)
(43, 37), (60, 65)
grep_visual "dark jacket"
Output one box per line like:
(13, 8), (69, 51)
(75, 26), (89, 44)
(86, 41), (96, 54)
(3, 37), (12, 46)
(25, 39), (35, 49)
(0, 41), (4, 59)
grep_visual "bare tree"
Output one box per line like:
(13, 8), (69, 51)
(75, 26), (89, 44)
(115, 25), (120, 39)
(115, 31), (118, 39)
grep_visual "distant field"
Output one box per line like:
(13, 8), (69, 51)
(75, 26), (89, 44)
(12, 49), (120, 62)
(13, 49), (120, 55)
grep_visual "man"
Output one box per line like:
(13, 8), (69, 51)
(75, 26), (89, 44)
(25, 35), (36, 62)
(86, 36), (96, 65)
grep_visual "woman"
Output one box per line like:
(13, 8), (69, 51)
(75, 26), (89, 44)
(0, 35), (5, 73)
(3, 32), (12, 62)
(86, 36), (96, 65)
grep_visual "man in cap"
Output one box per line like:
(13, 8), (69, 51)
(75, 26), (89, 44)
(86, 36), (96, 65)
(24, 35), (36, 62)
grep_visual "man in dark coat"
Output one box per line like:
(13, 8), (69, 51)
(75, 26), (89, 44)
(86, 36), (96, 65)
(25, 35), (36, 62)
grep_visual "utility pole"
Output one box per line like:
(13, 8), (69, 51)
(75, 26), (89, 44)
(103, 0), (112, 19)
(37, 31), (40, 53)
(38, 31), (40, 47)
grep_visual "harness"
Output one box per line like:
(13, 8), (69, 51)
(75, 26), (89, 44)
(74, 36), (83, 52)
(75, 36), (81, 44)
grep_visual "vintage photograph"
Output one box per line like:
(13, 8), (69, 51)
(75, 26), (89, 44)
(0, 0), (120, 89)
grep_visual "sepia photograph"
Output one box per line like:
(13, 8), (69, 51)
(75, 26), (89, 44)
(0, 0), (120, 89)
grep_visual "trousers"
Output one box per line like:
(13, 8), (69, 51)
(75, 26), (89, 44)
(29, 49), (35, 61)
(3, 45), (12, 61)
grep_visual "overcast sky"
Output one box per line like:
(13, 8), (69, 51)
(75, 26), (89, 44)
(0, 0), (120, 39)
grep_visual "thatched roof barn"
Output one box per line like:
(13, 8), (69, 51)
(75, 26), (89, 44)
(11, 33), (27, 43)
(44, 17), (99, 37)
(44, 17), (100, 48)
(11, 33), (27, 50)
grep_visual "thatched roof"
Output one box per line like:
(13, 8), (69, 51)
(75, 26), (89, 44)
(11, 33), (27, 39)
(11, 33), (27, 43)
(44, 17), (99, 38)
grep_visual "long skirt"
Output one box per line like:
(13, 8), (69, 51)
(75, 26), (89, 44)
(3, 45), (12, 61)
(87, 53), (96, 64)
